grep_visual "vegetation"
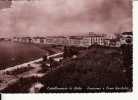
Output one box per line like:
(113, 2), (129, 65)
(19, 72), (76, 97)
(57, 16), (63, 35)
(1, 46), (132, 93)
(5, 66), (34, 75)
(40, 46), (132, 92)
(1, 76), (41, 93)
(63, 46), (86, 58)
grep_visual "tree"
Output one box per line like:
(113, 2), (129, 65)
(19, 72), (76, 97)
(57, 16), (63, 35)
(42, 55), (47, 62)
(114, 33), (122, 41)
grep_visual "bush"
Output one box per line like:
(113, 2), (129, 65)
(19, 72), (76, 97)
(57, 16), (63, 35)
(6, 66), (34, 75)
(40, 47), (132, 92)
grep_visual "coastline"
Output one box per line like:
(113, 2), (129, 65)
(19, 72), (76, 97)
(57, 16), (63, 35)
(0, 41), (59, 70)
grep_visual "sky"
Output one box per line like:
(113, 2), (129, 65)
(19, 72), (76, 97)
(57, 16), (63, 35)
(0, 0), (132, 37)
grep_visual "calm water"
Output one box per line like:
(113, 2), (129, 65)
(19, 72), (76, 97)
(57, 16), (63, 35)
(0, 41), (47, 70)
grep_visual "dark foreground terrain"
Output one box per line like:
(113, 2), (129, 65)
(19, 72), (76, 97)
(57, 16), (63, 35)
(40, 46), (132, 92)
(1, 46), (132, 93)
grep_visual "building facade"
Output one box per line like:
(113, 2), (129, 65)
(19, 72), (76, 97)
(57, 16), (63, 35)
(32, 37), (46, 44)
(89, 32), (106, 46)
(46, 36), (68, 45)
(12, 32), (131, 48)
(120, 32), (132, 45)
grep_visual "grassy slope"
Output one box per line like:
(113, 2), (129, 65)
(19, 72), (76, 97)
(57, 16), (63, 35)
(40, 47), (132, 92)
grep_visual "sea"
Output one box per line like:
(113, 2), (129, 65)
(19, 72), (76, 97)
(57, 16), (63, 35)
(0, 41), (47, 70)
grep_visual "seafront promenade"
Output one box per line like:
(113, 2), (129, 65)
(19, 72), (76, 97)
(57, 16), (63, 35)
(0, 52), (63, 91)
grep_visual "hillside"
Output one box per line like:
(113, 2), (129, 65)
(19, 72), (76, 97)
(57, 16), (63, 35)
(40, 46), (132, 92)
(1, 46), (132, 93)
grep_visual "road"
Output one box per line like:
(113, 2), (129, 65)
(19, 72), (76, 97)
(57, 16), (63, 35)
(0, 52), (63, 91)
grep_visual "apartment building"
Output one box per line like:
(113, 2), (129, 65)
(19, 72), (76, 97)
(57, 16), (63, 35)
(120, 32), (132, 45)
(32, 37), (46, 44)
(12, 32), (130, 48)
(89, 32), (106, 46)
(46, 36), (68, 45)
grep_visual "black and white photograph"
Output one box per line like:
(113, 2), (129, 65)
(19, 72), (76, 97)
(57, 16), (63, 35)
(0, 0), (132, 93)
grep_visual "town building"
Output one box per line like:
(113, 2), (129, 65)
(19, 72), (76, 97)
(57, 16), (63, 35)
(11, 32), (129, 48)
(69, 36), (83, 47)
(13, 37), (22, 42)
(0, 38), (11, 41)
(32, 37), (46, 44)
(46, 36), (68, 45)
(80, 36), (92, 47)
(104, 39), (110, 47)
(69, 33), (106, 47)
(20, 37), (32, 43)
(120, 32), (132, 45)
(89, 32), (106, 46)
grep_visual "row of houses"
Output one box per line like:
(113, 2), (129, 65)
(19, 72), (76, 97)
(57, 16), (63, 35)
(0, 38), (11, 41)
(13, 36), (68, 45)
(12, 32), (132, 47)
(68, 33), (106, 47)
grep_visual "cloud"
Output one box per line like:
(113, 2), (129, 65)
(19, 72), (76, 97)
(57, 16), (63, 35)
(0, 0), (12, 9)
(0, 0), (132, 37)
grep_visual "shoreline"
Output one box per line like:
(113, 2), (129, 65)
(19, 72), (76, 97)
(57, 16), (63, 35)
(0, 52), (63, 91)
(0, 41), (62, 70)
